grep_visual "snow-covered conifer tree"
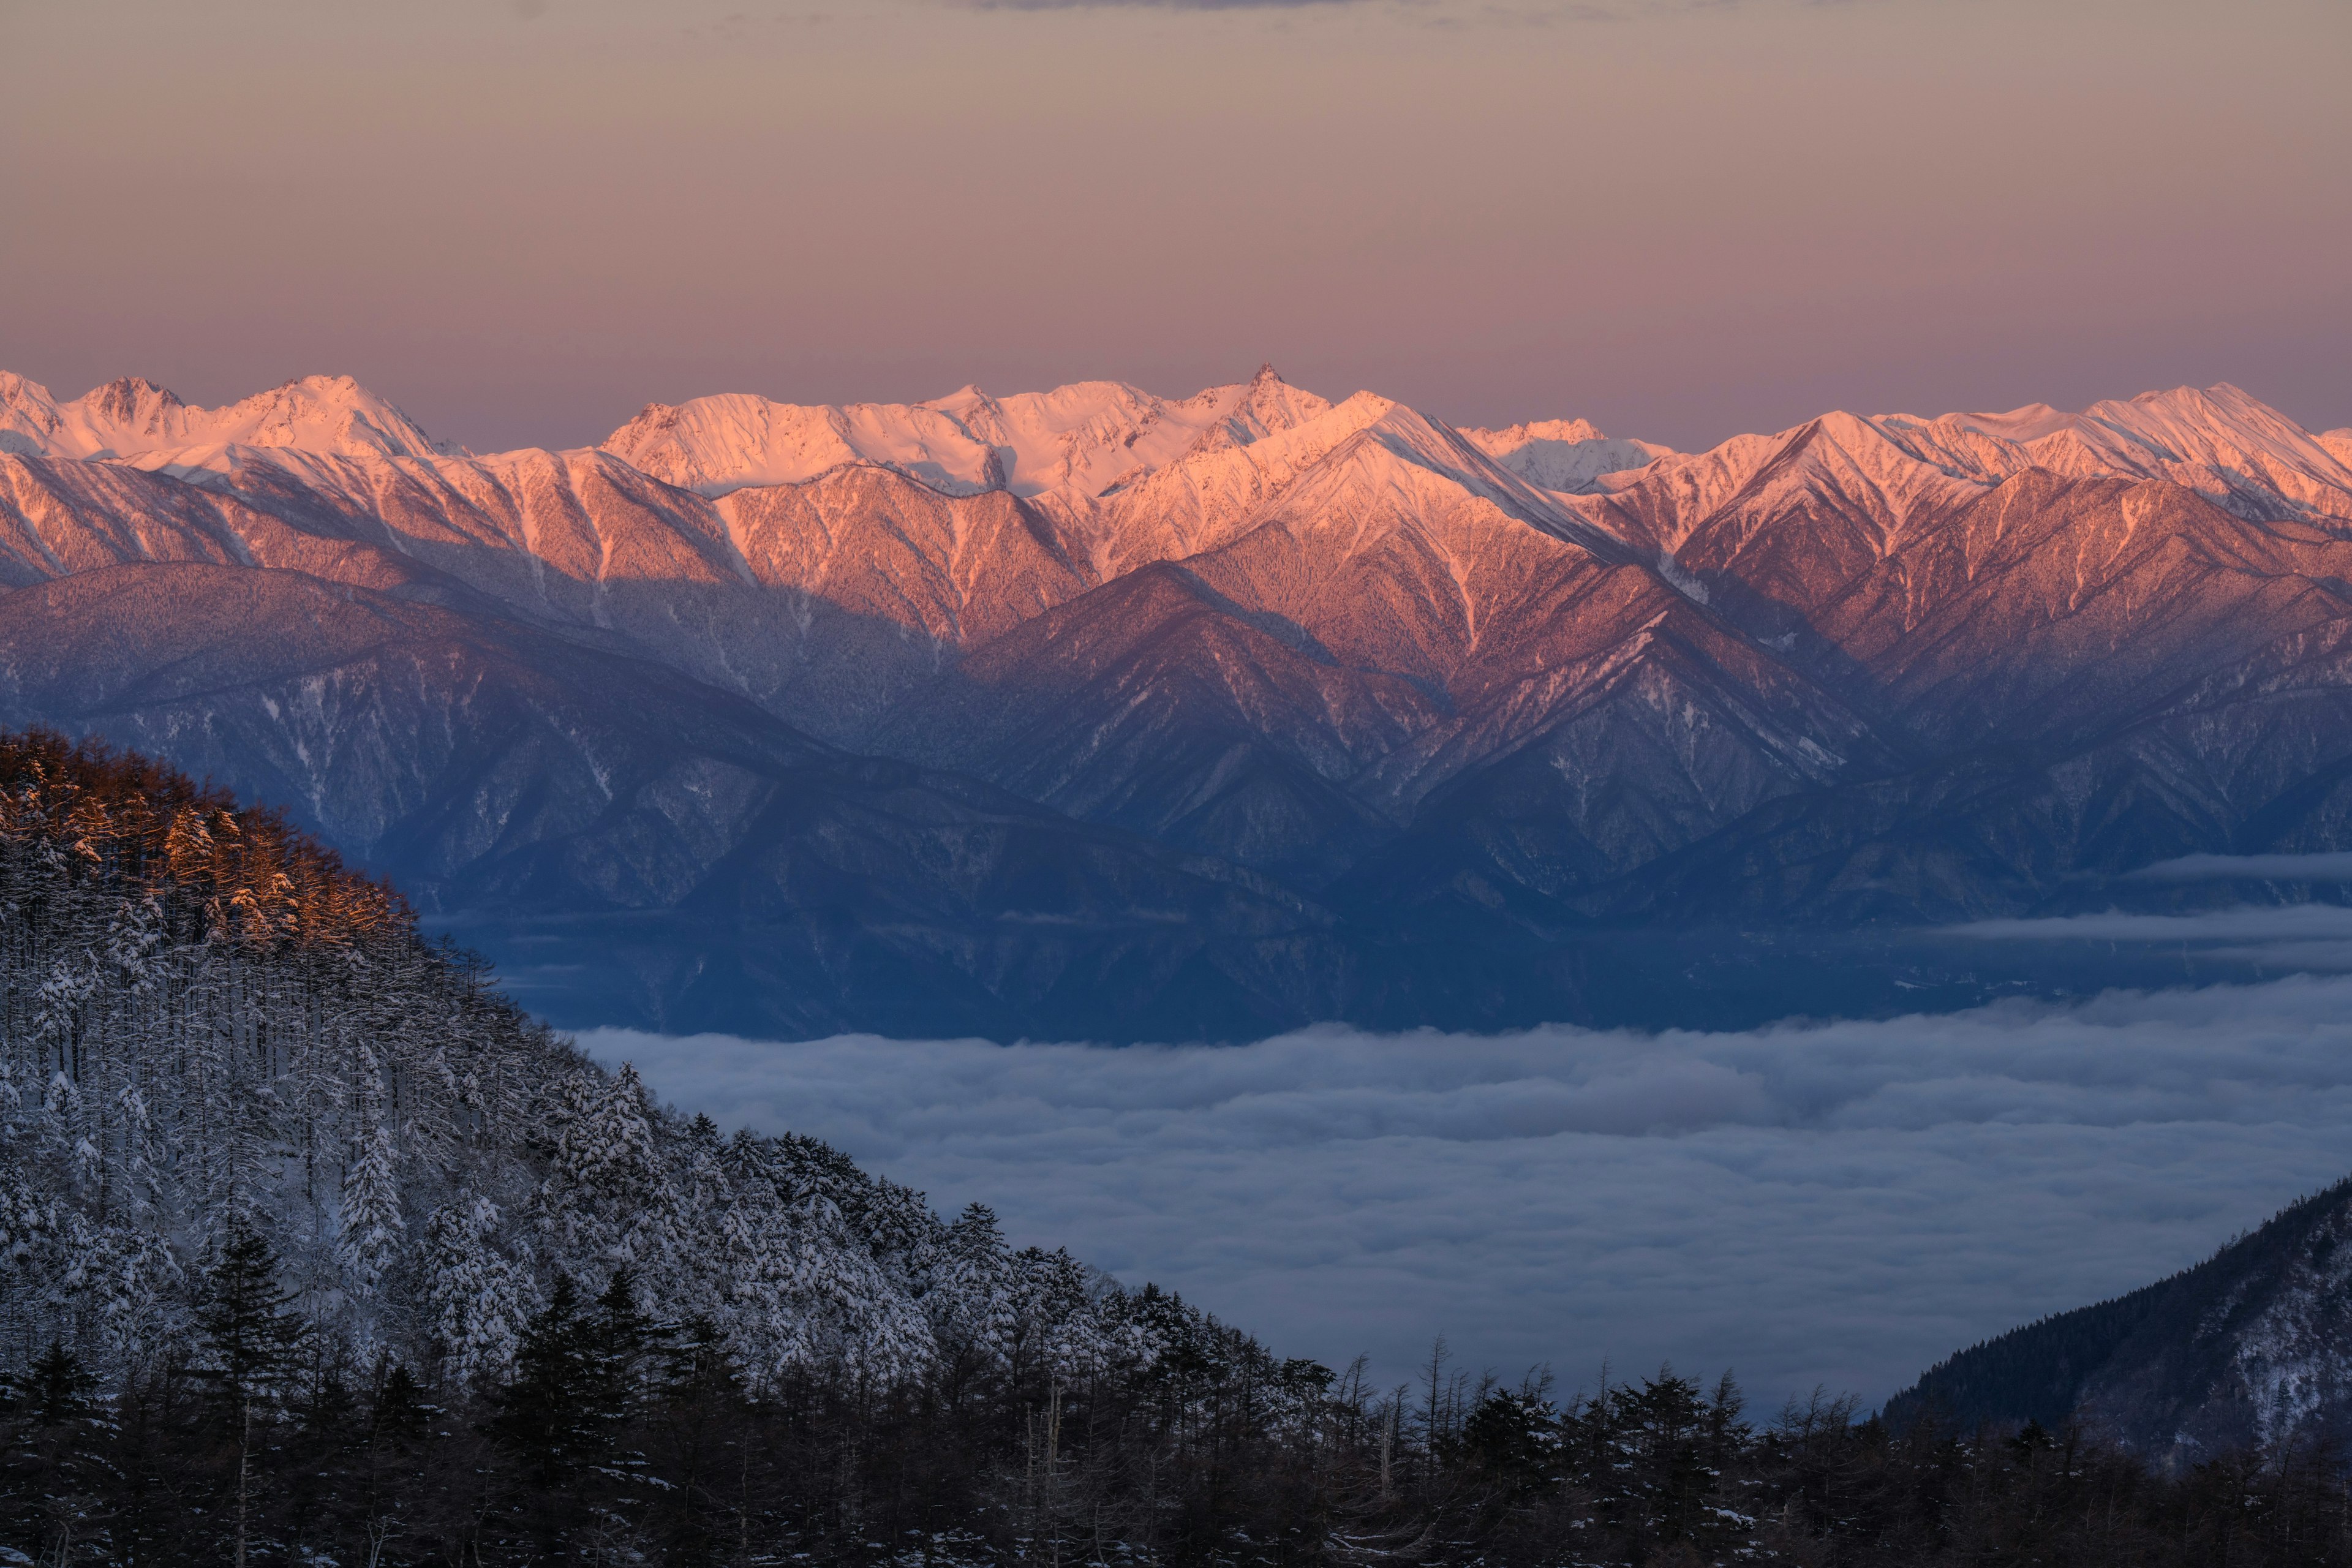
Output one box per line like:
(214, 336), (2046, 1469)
(423, 1192), (529, 1389)
(337, 1117), (406, 1291)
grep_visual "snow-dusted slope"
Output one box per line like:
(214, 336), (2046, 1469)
(1065, 386), (1393, 576)
(84, 440), (1097, 742)
(0, 564), (1340, 1041)
(0, 372), (455, 467)
(1050, 382), (1646, 581)
(885, 393), (1879, 892)
(948, 366), (1332, 499)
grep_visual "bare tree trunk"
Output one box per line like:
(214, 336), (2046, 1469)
(235, 1395), (253, 1568)
(1046, 1380), (1063, 1568)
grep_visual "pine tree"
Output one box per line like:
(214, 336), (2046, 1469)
(195, 1216), (309, 1414)
(193, 1216), (307, 1568)
(12, 1339), (97, 1425)
(587, 1265), (654, 1433)
(540, 1060), (671, 1269)
(0, 1341), (115, 1568)
(494, 1272), (605, 1485)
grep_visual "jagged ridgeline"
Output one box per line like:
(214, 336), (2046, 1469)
(0, 726), (1253, 1389)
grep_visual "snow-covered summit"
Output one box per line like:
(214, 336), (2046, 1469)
(604, 391), (1002, 498)
(1575, 382), (2352, 555)
(600, 366), (1335, 503)
(0, 372), (455, 468)
(1882, 383), (2352, 523)
(1462, 418), (1676, 495)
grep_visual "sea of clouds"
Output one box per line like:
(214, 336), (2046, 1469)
(581, 916), (2352, 1411)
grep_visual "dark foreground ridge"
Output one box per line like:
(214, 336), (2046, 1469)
(1888, 1177), (2352, 1461)
(9, 730), (2352, 1564)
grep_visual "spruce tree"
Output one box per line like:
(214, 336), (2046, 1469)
(0, 1340), (115, 1566)
(194, 1216), (309, 1415)
(194, 1216), (307, 1568)
(492, 1271), (600, 1483)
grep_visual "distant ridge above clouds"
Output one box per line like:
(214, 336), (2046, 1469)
(1462, 419), (1677, 495)
(11, 364), (2345, 538)
(0, 371), (460, 469)
(1887, 383), (2352, 525)
(7, 360), (2352, 1039)
(9, 366), (2342, 540)
(600, 363), (1338, 503)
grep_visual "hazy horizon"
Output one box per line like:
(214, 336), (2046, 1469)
(7, 0), (2346, 455)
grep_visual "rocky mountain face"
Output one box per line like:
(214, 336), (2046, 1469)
(2, 366), (2350, 1038)
(1888, 1177), (2352, 1464)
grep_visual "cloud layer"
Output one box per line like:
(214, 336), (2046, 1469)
(1951, 903), (2352, 973)
(581, 970), (2352, 1409)
(2127, 851), (2352, 883)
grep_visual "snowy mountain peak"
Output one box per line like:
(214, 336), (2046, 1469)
(81, 374), (185, 430)
(0, 373), (66, 451)
(0, 371), (453, 467)
(1306, 399), (1629, 551)
(1930, 383), (2288, 453)
(601, 391), (1000, 497)
(1899, 382), (2352, 523)
(1170, 366), (1334, 466)
(1463, 418), (1675, 496)
(1473, 417), (1605, 446)
(599, 372), (1343, 505)
(1576, 382), (2352, 557)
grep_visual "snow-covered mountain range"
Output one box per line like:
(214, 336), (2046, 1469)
(4, 364), (2351, 1038)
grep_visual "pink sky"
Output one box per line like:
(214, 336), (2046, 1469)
(4, 0), (2346, 454)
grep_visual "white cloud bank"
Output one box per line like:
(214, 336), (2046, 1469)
(1950, 902), (2352, 971)
(581, 972), (2352, 1409)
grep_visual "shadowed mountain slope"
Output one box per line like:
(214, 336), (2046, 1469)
(1888, 1175), (2352, 1464)
(0, 563), (1347, 1039)
(876, 562), (1427, 887)
(6, 367), (2352, 1036)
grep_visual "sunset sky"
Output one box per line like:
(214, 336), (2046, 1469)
(5, 0), (2345, 454)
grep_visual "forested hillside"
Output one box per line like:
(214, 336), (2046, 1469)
(7, 729), (2352, 1566)
(1886, 1177), (2352, 1461)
